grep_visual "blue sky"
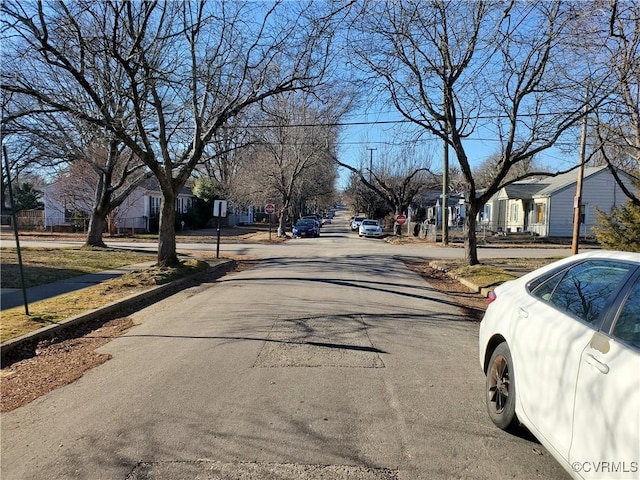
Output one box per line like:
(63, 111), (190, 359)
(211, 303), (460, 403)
(335, 107), (581, 191)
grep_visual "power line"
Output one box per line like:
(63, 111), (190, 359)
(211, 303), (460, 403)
(248, 110), (593, 130)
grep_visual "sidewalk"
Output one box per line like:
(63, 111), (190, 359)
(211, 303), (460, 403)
(1, 259), (233, 364)
(1, 262), (157, 311)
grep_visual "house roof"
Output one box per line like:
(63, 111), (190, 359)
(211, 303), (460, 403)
(533, 165), (609, 197)
(503, 182), (550, 199)
(139, 177), (193, 196)
(496, 165), (617, 200)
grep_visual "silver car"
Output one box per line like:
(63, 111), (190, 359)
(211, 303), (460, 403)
(358, 219), (383, 237)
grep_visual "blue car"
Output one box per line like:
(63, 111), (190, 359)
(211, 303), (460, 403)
(292, 219), (319, 238)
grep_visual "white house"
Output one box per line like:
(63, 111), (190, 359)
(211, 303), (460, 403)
(482, 166), (637, 237)
(43, 178), (194, 232)
(227, 203), (255, 226)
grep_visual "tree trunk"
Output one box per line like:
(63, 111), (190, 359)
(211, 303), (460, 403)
(277, 209), (288, 237)
(157, 193), (179, 267)
(85, 213), (108, 247)
(464, 202), (480, 265)
(85, 184), (111, 248)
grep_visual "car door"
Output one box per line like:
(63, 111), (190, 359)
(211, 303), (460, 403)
(569, 272), (640, 479)
(513, 260), (636, 462)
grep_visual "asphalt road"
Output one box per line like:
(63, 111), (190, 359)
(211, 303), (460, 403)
(0, 215), (571, 480)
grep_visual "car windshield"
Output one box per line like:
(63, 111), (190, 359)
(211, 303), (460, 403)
(296, 220), (315, 226)
(362, 220), (377, 226)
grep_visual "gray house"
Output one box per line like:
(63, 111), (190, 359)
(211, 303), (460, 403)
(482, 166), (637, 237)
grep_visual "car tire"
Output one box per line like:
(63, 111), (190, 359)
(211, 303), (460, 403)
(486, 342), (519, 431)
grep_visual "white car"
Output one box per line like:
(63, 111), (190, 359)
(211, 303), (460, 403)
(358, 219), (383, 237)
(351, 216), (366, 231)
(479, 250), (639, 480)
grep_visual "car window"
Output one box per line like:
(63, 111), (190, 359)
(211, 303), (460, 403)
(529, 270), (564, 301)
(611, 278), (640, 350)
(531, 260), (634, 326)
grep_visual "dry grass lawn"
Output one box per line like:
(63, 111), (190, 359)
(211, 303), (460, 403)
(1, 258), (210, 342)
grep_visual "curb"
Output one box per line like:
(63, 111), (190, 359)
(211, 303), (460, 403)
(1, 259), (234, 365)
(429, 262), (497, 298)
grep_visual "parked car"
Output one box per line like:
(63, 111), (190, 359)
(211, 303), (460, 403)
(350, 216), (366, 231)
(292, 219), (319, 238)
(479, 250), (639, 480)
(302, 215), (322, 228)
(358, 219), (383, 238)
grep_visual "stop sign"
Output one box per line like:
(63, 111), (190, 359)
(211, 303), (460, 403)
(265, 203), (276, 214)
(396, 214), (407, 225)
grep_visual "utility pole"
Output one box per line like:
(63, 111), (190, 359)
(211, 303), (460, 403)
(367, 148), (376, 183)
(571, 100), (589, 255)
(367, 148), (376, 218)
(442, 83), (449, 246)
(442, 137), (449, 245)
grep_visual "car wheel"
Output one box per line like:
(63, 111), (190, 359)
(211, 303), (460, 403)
(486, 342), (519, 430)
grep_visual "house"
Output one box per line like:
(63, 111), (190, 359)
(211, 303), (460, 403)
(227, 204), (255, 226)
(412, 189), (466, 228)
(481, 166), (637, 237)
(43, 178), (195, 233)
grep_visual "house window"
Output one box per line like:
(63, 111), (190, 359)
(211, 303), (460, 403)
(510, 203), (519, 222)
(482, 204), (491, 223)
(150, 196), (161, 217)
(580, 204), (587, 224)
(535, 203), (545, 224)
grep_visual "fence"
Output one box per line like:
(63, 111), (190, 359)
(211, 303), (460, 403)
(1, 212), (151, 234)
(1, 210), (46, 230)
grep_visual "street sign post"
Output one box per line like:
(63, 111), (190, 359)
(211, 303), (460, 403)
(265, 203), (276, 240)
(213, 200), (228, 258)
(396, 214), (407, 236)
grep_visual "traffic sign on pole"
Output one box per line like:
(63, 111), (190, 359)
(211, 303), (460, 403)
(396, 214), (407, 225)
(265, 204), (276, 240)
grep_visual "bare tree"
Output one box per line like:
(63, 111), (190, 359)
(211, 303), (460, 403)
(10, 107), (152, 245)
(1, 0), (345, 266)
(1, 91), (68, 213)
(194, 112), (256, 203)
(237, 91), (340, 235)
(473, 153), (549, 190)
(350, 0), (614, 264)
(336, 144), (436, 217)
(590, 0), (640, 205)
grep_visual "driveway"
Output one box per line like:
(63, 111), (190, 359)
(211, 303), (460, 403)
(0, 224), (570, 479)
